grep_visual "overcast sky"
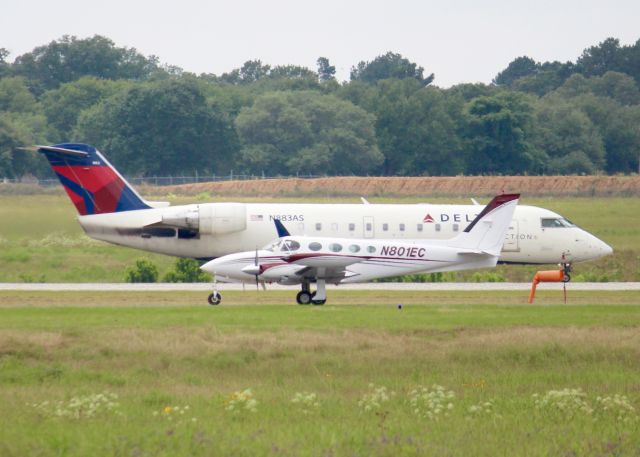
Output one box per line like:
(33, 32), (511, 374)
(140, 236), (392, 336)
(2, 0), (639, 87)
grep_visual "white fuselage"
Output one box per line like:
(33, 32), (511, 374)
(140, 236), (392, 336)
(203, 236), (501, 285)
(78, 202), (612, 265)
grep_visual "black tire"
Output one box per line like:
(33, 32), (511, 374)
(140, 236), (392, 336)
(296, 291), (312, 305)
(208, 292), (222, 305)
(563, 273), (571, 283)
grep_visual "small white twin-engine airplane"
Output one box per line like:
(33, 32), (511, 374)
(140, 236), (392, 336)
(200, 194), (520, 305)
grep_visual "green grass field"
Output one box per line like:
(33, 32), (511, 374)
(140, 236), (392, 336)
(1, 290), (639, 456)
(0, 192), (638, 282)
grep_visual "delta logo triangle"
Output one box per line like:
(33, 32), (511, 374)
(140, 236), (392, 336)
(423, 213), (434, 223)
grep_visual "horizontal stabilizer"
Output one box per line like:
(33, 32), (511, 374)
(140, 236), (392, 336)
(37, 145), (90, 158)
(145, 201), (171, 208)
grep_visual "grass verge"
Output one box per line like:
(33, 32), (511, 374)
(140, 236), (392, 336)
(0, 291), (639, 456)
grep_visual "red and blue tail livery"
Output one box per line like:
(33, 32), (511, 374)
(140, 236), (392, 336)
(38, 143), (150, 215)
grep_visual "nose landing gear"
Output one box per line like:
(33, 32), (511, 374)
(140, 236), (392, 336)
(207, 278), (222, 305)
(561, 262), (572, 283)
(208, 291), (222, 305)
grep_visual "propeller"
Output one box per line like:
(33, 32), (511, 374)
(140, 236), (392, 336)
(254, 248), (260, 291)
(241, 247), (263, 290)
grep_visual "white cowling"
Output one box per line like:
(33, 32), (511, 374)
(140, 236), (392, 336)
(198, 203), (247, 235)
(159, 203), (247, 235)
(161, 210), (199, 229)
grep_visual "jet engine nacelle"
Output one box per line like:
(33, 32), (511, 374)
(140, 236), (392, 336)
(161, 203), (247, 235)
(161, 210), (199, 230)
(199, 203), (247, 235)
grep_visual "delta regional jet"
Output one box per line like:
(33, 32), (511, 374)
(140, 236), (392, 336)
(37, 144), (612, 290)
(202, 195), (519, 305)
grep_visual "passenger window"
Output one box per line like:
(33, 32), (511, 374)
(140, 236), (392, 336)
(382, 223), (389, 231)
(367, 246), (376, 253)
(399, 223), (405, 232)
(435, 224), (441, 232)
(309, 242), (322, 251)
(453, 223), (459, 232)
(315, 223), (322, 231)
(366, 223), (372, 231)
(417, 224), (423, 232)
(328, 243), (342, 252)
(349, 244), (360, 253)
(348, 223), (355, 231)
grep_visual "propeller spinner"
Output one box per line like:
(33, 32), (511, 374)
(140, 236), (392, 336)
(241, 248), (263, 290)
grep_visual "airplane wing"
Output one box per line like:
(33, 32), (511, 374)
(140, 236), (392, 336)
(288, 253), (362, 269)
(288, 267), (357, 284)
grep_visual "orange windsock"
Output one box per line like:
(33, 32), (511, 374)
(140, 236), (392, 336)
(528, 270), (565, 303)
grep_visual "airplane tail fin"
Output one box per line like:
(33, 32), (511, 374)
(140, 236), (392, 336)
(449, 193), (520, 256)
(38, 143), (151, 216)
(274, 219), (291, 237)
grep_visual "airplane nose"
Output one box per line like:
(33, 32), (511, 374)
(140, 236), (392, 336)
(599, 239), (613, 257)
(200, 258), (221, 273)
(585, 233), (613, 260)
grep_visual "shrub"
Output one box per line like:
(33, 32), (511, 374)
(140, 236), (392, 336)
(163, 258), (211, 283)
(125, 259), (159, 283)
(470, 271), (506, 282)
(373, 272), (456, 283)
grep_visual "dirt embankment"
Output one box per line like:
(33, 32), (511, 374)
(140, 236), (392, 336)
(162, 175), (640, 198)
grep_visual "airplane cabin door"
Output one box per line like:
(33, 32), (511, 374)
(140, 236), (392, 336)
(363, 216), (374, 238)
(502, 220), (519, 252)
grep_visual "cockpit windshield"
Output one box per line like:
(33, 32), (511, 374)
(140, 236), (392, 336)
(541, 218), (576, 228)
(263, 239), (301, 252)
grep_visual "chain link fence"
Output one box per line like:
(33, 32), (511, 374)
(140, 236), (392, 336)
(1, 173), (324, 187)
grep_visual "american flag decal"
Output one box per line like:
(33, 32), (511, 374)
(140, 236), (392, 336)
(250, 214), (264, 221)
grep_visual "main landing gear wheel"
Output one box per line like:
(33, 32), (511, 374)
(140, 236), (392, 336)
(296, 291), (312, 305)
(207, 292), (222, 305)
(562, 273), (571, 283)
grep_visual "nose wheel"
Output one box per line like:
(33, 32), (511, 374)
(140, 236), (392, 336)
(561, 258), (572, 283)
(208, 291), (222, 305)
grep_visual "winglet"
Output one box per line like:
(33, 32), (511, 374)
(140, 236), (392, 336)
(274, 219), (290, 237)
(463, 193), (520, 233)
(448, 193), (520, 257)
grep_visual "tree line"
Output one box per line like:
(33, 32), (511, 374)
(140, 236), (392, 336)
(1, 35), (639, 179)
